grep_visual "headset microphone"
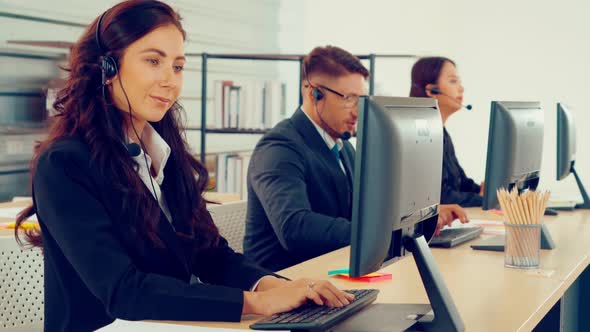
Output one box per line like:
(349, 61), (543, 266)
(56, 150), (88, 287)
(430, 87), (472, 110)
(127, 143), (141, 157)
(340, 131), (351, 140)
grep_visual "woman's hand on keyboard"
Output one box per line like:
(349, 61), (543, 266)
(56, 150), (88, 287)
(284, 278), (355, 307)
(242, 278), (354, 316)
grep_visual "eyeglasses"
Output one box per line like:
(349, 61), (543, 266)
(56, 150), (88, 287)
(317, 85), (361, 109)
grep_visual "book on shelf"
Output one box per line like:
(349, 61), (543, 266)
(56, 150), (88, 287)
(228, 86), (240, 128)
(214, 80), (233, 129)
(212, 80), (287, 131)
(214, 152), (252, 200)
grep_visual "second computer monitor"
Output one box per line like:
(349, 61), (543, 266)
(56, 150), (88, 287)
(482, 101), (544, 210)
(350, 96), (443, 277)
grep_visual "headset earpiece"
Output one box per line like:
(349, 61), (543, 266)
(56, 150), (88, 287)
(312, 88), (324, 101)
(96, 12), (117, 86)
(429, 86), (441, 95)
(100, 56), (117, 85)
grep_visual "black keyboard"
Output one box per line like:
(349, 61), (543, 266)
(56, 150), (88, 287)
(250, 288), (379, 331)
(429, 227), (483, 248)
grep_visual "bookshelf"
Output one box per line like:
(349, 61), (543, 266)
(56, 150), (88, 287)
(2, 42), (418, 199)
(187, 53), (419, 164)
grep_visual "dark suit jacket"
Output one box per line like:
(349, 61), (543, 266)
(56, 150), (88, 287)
(244, 109), (355, 271)
(441, 128), (483, 207)
(33, 137), (274, 332)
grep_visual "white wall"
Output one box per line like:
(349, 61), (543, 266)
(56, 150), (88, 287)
(442, 0), (590, 199)
(299, 0), (590, 200)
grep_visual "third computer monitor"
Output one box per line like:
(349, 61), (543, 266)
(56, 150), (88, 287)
(556, 102), (590, 208)
(556, 102), (576, 180)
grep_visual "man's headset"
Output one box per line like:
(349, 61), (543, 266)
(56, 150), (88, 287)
(303, 60), (352, 140)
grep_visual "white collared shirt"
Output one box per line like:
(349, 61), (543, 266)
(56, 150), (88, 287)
(301, 107), (346, 173)
(131, 126), (268, 290)
(131, 124), (173, 224)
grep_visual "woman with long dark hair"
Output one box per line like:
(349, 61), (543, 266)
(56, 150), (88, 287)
(410, 57), (484, 208)
(15, 1), (352, 330)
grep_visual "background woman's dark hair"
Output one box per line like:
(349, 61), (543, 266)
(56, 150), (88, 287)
(409, 56), (455, 97)
(16, 0), (221, 252)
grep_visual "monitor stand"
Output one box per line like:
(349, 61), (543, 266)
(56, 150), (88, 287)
(404, 235), (465, 331)
(333, 235), (464, 332)
(572, 165), (590, 209)
(471, 223), (555, 251)
(332, 303), (434, 332)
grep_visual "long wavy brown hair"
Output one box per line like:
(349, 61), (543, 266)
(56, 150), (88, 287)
(15, 0), (221, 252)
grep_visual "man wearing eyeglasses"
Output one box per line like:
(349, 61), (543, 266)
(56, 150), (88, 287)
(243, 46), (367, 271)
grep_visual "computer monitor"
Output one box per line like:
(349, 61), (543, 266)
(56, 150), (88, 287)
(482, 101), (544, 210)
(350, 96), (464, 331)
(474, 101), (555, 251)
(556, 103), (590, 209)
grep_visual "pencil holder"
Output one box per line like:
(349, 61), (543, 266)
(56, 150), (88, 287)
(496, 188), (549, 269)
(504, 223), (541, 269)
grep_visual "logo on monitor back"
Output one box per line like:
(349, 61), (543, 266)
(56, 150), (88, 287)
(415, 119), (431, 143)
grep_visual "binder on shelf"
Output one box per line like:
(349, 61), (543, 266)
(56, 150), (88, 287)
(228, 86), (241, 128)
(214, 151), (252, 200)
(213, 80), (287, 130)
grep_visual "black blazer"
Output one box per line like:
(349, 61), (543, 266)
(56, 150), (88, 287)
(441, 128), (483, 207)
(33, 137), (273, 332)
(244, 109), (355, 271)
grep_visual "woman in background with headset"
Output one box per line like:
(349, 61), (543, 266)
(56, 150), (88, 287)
(410, 57), (484, 209)
(15, 1), (353, 331)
